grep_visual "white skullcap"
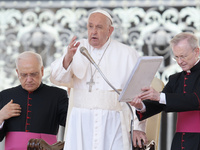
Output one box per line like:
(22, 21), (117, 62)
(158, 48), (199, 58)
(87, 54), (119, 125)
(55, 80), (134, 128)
(89, 9), (113, 24)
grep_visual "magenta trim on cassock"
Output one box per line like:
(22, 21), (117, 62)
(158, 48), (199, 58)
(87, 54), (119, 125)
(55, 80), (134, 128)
(5, 132), (57, 150)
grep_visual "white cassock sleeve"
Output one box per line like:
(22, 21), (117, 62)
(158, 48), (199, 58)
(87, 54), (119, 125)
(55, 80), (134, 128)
(132, 107), (146, 131)
(50, 44), (89, 88)
(50, 48), (74, 87)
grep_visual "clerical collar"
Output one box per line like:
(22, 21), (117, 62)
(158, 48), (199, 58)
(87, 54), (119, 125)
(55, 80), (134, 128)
(194, 59), (200, 65)
(92, 38), (111, 51)
(186, 59), (200, 73)
(21, 82), (44, 93)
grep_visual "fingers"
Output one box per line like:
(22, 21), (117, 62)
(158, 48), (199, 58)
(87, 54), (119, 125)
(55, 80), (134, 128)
(136, 138), (143, 148)
(63, 36), (80, 69)
(8, 99), (14, 104)
(129, 97), (143, 109)
(141, 134), (148, 145)
(68, 36), (80, 51)
(141, 86), (150, 91)
(138, 132), (148, 146)
(11, 109), (21, 117)
(132, 130), (147, 148)
(8, 99), (21, 111)
(139, 87), (154, 99)
(66, 36), (80, 60)
(139, 88), (160, 101)
(8, 109), (21, 118)
(3, 100), (21, 119)
(133, 135), (144, 148)
(68, 36), (77, 47)
(132, 132), (137, 147)
(139, 92), (151, 100)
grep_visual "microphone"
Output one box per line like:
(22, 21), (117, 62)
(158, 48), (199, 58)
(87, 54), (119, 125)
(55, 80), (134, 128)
(80, 46), (100, 72)
(80, 47), (96, 65)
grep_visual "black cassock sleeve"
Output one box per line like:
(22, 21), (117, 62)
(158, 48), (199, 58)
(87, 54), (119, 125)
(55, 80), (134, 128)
(136, 73), (200, 121)
(165, 93), (200, 112)
(0, 93), (6, 142)
(57, 89), (69, 127)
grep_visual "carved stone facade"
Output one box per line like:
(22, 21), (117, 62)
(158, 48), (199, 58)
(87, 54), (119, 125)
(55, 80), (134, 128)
(0, 0), (199, 149)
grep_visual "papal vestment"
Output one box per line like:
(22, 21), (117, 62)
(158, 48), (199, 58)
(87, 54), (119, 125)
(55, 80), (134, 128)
(50, 38), (146, 150)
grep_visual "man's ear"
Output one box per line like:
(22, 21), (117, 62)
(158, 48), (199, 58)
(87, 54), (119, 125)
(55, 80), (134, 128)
(41, 66), (44, 76)
(109, 26), (114, 36)
(194, 47), (200, 59)
(16, 69), (19, 78)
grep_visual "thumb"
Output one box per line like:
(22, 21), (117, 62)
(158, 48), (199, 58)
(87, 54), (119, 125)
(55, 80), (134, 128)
(8, 99), (14, 104)
(141, 86), (149, 91)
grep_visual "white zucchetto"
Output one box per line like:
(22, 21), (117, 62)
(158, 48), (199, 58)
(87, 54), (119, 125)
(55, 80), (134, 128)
(89, 9), (113, 24)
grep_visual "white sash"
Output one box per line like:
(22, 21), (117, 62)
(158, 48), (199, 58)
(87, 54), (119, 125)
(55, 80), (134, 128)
(73, 89), (122, 111)
(73, 89), (131, 150)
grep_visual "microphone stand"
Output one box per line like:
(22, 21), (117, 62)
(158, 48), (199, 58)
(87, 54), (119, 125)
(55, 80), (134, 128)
(92, 63), (134, 150)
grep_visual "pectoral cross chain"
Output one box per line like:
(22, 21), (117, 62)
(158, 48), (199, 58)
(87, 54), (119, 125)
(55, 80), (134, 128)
(87, 78), (95, 92)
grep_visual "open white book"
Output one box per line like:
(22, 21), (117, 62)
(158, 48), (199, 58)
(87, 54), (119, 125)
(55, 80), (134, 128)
(118, 56), (163, 102)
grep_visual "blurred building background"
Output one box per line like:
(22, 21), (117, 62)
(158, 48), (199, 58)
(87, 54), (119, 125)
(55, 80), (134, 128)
(0, 0), (199, 149)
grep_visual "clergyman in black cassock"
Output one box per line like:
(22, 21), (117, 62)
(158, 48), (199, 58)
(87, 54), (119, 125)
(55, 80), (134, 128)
(0, 51), (68, 150)
(130, 32), (200, 150)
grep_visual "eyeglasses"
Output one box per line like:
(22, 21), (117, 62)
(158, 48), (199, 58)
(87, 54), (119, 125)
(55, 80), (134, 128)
(19, 72), (39, 79)
(173, 48), (196, 61)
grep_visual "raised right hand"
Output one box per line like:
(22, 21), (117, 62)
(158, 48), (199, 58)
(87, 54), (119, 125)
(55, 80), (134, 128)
(0, 100), (21, 124)
(63, 36), (80, 69)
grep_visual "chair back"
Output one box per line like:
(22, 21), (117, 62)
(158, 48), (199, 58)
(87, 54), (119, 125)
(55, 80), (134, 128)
(145, 77), (164, 150)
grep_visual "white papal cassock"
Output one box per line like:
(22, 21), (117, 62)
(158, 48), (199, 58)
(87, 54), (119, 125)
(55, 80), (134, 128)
(50, 38), (146, 150)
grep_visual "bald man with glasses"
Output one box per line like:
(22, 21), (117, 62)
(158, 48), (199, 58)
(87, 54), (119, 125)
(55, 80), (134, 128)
(0, 51), (69, 150)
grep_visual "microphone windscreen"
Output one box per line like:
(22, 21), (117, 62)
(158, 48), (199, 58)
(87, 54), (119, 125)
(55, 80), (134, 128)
(80, 46), (87, 54)
(79, 46), (95, 64)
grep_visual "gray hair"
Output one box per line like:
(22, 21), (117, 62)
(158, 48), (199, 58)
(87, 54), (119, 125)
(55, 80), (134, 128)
(16, 51), (43, 69)
(170, 32), (199, 50)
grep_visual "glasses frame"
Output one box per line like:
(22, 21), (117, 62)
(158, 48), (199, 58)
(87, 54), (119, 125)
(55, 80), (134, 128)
(19, 72), (39, 80)
(173, 47), (197, 61)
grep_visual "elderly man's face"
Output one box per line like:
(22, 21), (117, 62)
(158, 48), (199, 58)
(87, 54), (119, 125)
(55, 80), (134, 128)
(173, 39), (199, 71)
(87, 13), (114, 49)
(16, 57), (43, 92)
